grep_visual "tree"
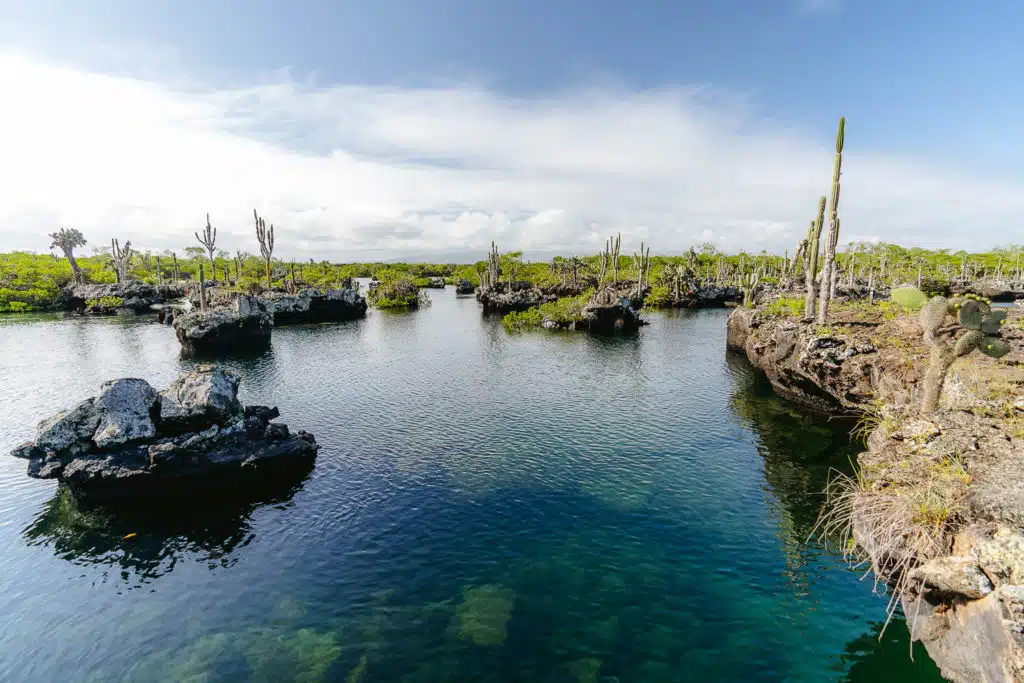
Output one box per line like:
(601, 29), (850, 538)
(49, 228), (87, 284)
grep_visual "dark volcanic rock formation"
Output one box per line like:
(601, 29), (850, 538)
(477, 281), (552, 313)
(173, 295), (273, 355)
(260, 286), (368, 324)
(455, 279), (475, 295)
(725, 306), (909, 413)
(10, 365), (318, 502)
(60, 282), (186, 315)
(580, 286), (646, 332)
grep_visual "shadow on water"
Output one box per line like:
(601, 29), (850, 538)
(840, 621), (942, 682)
(22, 461), (314, 585)
(725, 349), (943, 683)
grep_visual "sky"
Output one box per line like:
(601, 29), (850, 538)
(0, 0), (1022, 262)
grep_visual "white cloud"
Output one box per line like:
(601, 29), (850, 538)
(0, 50), (1020, 263)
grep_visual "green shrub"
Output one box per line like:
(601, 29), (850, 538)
(538, 290), (592, 324)
(85, 296), (125, 309)
(762, 295), (804, 318)
(502, 307), (543, 331)
(368, 269), (420, 308)
(644, 285), (671, 307)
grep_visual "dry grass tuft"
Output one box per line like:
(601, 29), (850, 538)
(814, 455), (970, 637)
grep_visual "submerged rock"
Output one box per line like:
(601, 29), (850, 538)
(260, 285), (368, 324)
(59, 281), (186, 315)
(173, 295), (272, 355)
(10, 365), (318, 502)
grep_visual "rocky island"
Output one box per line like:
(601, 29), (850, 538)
(10, 365), (319, 503)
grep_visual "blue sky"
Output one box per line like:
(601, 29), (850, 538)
(0, 1), (1021, 259)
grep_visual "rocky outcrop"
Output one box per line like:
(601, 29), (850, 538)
(730, 298), (1024, 681)
(10, 365), (318, 502)
(725, 306), (922, 413)
(580, 286), (646, 332)
(658, 283), (745, 308)
(59, 281), (186, 315)
(455, 279), (475, 295)
(419, 277), (446, 289)
(952, 278), (1024, 303)
(851, 409), (1024, 683)
(477, 281), (553, 313)
(260, 286), (368, 324)
(173, 295), (272, 355)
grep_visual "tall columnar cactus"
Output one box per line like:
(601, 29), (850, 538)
(790, 237), (807, 277)
(742, 271), (761, 308)
(198, 262), (208, 314)
(632, 242), (651, 298)
(609, 233), (622, 283)
(892, 286), (1011, 413)
(195, 214), (217, 279)
(816, 116), (845, 324)
(254, 209), (275, 289)
(485, 242), (501, 289)
(49, 228), (87, 285)
(803, 196), (827, 318)
(110, 238), (133, 283)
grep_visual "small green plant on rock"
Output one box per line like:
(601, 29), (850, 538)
(891, 286), (1010, 413)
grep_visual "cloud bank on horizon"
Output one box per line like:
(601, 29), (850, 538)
(0, 50), (1019, 262)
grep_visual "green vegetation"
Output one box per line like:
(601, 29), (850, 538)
(537, 290), (592, 325)
(85, 296), (125, 310)
(501, 290), (594, 332)
(367, 269), (422, 309)
(502, 308), (543, 332)
(761, 295), (804, 318)
(1, 215), (1022, 316)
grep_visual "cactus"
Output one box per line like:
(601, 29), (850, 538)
(632, 243), (651, 298)
(110, 238), (133, 283)
(804, 197), (827, 318)
(900, 287), (1012, 413)
(195, 214), (217, 279)
(816, 116), (844, 324)
(198, 262), (208, 314)
(485, 242), (501, 289)
(742, 271), (761, 308)
(254, 209), (275, 289)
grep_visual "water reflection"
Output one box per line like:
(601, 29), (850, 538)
(841, 621), (942, 682)
(23, 463), (313, 585)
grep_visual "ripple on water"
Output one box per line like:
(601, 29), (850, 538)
(0, 304), (943, 682)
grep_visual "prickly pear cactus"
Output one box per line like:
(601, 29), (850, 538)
(897, 286), (1012, 413)
(891, 286), (929, 310)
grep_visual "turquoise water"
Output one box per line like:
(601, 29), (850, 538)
(0, 294), (942, 682)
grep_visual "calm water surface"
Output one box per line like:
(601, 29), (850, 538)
(0, 289), (943, 682)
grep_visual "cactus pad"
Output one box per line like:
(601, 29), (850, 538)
(981, 309), (1006, 335)
(919, 296), (949, 333)
(979, 337), (1011, 359)
(957, 300), (983, 329)
(953, 330), (984, 357)
(891, 286), (928, 310)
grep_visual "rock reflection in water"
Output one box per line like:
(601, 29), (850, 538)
(23, 461), (313, 584)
